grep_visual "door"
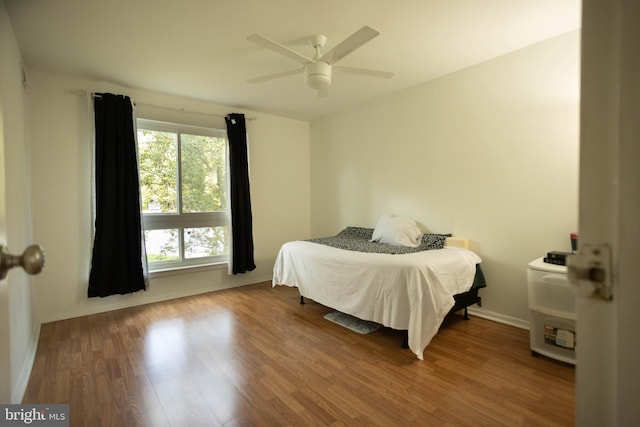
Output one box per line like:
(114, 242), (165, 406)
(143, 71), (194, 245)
(0, 97), (10, 403)
(576, 0), (640, 425)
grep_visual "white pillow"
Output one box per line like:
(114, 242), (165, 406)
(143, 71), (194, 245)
(371, 214), (422, 247)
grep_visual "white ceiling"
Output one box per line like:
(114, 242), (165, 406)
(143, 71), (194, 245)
(5, 0), (581, 121)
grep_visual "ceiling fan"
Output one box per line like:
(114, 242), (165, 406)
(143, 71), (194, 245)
(246, 26), (394, 97)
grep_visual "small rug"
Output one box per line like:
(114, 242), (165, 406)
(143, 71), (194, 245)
(324, 311), (381, 334)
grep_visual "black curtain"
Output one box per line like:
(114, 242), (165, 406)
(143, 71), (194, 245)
(88, 93), (146, 297)
(225, 113), (256, 274)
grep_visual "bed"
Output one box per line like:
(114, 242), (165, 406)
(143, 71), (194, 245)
(272, 222), (486, 360)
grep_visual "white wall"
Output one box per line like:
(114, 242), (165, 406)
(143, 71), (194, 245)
(310, 31), (580, 326)
(0, 0), (39, 403)
(26, 70), (311, 323)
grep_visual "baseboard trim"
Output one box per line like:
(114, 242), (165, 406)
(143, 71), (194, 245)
(12, 321), (41, 403)
(467, 306), (530, 330)
(38, 275), (273, 324)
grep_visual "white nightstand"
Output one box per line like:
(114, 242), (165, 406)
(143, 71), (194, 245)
(527, 257), (576, 364)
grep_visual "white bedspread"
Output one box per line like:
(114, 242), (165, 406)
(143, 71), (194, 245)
(272, 241), (481, 360)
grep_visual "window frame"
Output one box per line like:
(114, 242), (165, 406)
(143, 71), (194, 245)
(136, 118), (229, 271)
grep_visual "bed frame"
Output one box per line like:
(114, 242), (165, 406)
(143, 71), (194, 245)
(300, 288), (482, 350)
(300, 284), (482, 348)
(451, 287), (482, 319)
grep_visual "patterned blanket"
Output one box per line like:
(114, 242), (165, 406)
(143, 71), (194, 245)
(307, 227), (451, 255)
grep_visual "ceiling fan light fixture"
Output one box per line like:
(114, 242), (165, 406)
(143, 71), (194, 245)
(305, 61), (331, 90)
(247, 26), (392, 96)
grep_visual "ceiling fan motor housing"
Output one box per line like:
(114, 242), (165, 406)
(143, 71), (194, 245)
(305, 61), (331, 90)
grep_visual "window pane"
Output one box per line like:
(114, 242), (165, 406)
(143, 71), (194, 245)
(181, 133), (226, 213)
(145, 229), (179, 262)
(137, 129), (178, 213)
(184, 227), (228, 258)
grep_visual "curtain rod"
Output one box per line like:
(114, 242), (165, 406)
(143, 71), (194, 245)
(132, 100), (257, 121)
(68, 89), (256, 121)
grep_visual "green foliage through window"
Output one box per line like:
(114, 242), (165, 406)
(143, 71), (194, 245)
(181, 133), (226, 213)
(137, 119), (229, 269)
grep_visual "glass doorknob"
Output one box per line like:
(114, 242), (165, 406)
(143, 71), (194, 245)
(0, 244), (45, 279)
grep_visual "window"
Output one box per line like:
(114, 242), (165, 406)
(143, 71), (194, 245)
(136, 119), (228, 271)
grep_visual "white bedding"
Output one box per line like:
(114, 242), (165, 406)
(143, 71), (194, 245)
(272, 240), (482, 359)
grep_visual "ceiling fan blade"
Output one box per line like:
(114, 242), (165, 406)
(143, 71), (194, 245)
(247, 33), (312, 65)
(247, 68), (303, 84)
(333, 65), (394, 79)
(319, 26), (380, 65)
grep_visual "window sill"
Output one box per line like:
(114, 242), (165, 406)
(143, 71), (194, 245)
(148, 262), (228, 279)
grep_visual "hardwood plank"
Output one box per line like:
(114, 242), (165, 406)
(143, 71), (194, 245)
(22, 282), (574, 426)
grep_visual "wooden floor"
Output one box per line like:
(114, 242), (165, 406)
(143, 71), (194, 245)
(23, 282), (575, 426)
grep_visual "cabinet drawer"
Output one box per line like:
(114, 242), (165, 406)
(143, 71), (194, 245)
(527, 268), (575, 315)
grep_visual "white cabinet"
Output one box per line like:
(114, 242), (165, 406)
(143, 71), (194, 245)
(527, 257), (576, 364)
